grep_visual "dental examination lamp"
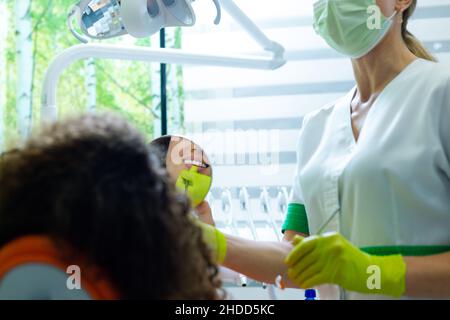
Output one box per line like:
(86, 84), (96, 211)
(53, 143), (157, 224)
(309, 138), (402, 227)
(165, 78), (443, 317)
(42, 0), (286, 124)
(68, 0), (223, 43)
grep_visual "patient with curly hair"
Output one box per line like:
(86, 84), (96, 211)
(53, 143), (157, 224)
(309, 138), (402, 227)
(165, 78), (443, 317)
(0, 113), (222, 300)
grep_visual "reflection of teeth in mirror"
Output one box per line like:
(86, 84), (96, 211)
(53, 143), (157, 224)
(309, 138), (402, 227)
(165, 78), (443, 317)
(169, 136), (206, 166)
(184, 159), (208, 168)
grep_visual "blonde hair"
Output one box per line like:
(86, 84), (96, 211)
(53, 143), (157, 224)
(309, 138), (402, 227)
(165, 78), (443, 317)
(402, 0), (437, 61)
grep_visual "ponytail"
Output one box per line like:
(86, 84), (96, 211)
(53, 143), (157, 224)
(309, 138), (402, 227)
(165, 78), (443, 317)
(402, 0), (437, 62)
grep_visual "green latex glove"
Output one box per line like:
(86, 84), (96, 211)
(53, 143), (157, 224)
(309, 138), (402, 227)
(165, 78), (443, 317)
(176, 166), (212, 208)
(194, 219), (227, 265)
(285, 232), (406, 297)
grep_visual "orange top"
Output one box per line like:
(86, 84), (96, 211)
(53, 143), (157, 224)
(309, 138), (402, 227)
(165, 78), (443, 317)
(0, 236), (120, 300)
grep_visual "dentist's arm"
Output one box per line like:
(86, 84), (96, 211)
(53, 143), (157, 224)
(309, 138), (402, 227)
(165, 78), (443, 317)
(222, 234), (304, 286)
(196, 201), (307, 286)
(404, 254), (450, 298)
(196, 201), (306, 287)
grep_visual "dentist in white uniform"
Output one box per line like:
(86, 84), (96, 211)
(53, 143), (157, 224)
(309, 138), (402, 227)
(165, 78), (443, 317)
(198, 0), (450, 299)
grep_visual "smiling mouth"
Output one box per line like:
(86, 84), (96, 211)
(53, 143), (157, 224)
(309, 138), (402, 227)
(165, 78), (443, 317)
(183, 159), (210, 169)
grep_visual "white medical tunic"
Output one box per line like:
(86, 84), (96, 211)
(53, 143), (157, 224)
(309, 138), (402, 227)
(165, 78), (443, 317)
(288, 59), (450, 299)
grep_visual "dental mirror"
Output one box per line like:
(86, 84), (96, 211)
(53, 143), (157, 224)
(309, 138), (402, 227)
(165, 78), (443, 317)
(150, 135), (213, 208)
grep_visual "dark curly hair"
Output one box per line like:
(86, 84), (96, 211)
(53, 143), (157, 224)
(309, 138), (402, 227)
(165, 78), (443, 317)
(0, 113), (221, 299)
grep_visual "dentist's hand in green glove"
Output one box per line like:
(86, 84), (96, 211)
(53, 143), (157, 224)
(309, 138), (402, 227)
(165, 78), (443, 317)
(195, 201), (216, 226)
(194, 219), (227, 265)
(176, 166), (212, 208)
(285, 232), (406, 297)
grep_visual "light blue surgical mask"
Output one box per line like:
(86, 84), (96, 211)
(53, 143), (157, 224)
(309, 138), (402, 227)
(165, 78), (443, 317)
(313, 0), (397, 58)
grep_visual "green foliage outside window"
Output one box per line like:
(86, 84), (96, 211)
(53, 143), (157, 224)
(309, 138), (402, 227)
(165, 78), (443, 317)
(0, 0), (184, 150)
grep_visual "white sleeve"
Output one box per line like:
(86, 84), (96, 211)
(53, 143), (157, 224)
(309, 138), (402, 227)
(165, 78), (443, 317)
(290, 116), (308, 205)
(440, 76), (450, 175)
(282, 116), (310, 234)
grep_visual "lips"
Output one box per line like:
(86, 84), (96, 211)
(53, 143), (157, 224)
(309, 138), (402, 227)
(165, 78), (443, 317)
(184, 164), (209, 175)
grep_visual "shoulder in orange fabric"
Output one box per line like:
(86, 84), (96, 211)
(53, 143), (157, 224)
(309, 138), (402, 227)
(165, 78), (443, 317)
(0, 235), (120, 300)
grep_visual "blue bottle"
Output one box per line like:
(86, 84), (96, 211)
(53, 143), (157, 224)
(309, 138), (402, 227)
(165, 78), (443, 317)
(305, 289), (317, 300)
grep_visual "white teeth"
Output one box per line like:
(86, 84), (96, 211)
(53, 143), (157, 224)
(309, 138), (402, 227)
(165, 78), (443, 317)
(184, 160), (206, 167)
